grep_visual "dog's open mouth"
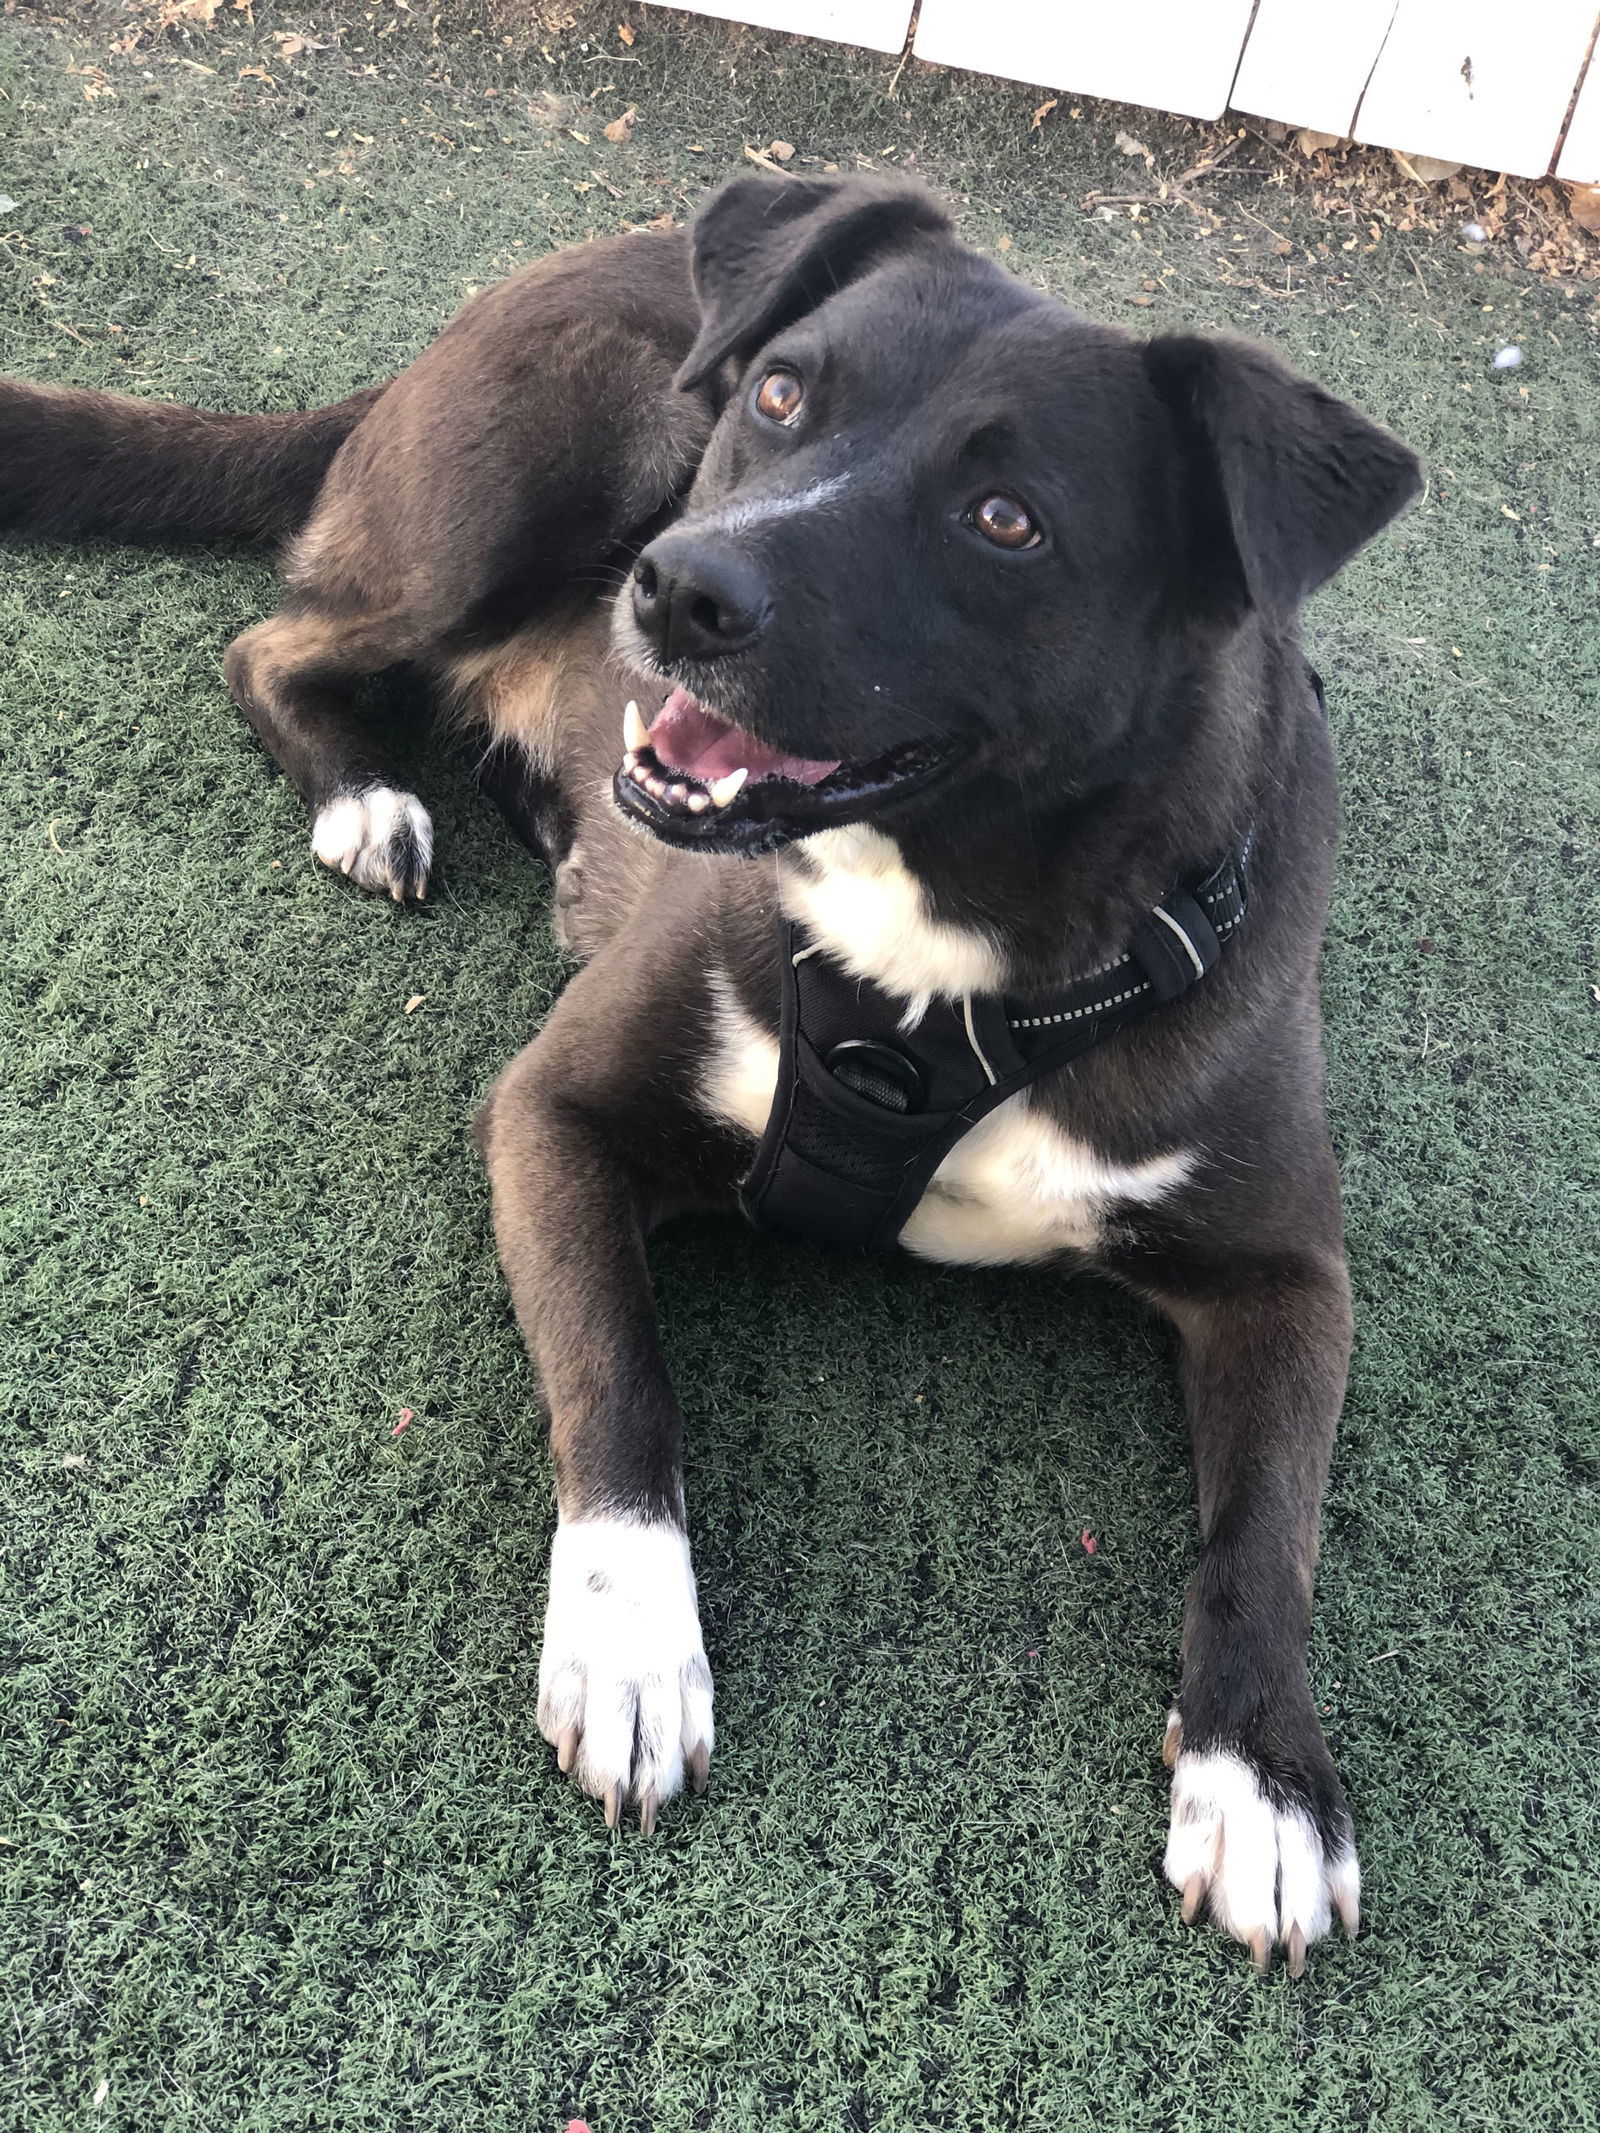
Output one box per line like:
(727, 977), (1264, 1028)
(612, 687), (957, 854)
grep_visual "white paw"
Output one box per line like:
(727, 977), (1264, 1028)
(538, 1517), (714, 1831)
(311, 785), (433, 901)
(1163, 1726), (1360, 1975)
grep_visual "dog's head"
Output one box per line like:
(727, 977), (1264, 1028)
(612, 174), (1421, 857)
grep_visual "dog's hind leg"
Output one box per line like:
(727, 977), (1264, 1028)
(219, 227), (707, 902)
(224, 603), (434, 900)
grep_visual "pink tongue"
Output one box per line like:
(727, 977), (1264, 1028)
(647, 687), (841, 788)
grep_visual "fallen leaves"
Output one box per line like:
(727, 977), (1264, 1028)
(742, 141), (795, 177)
(602, 104), (636, 144)
(270, 30), (328, 62)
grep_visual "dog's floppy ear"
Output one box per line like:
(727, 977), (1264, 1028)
(675, 173), (954, 392)
(1143, 334), (1422, 618)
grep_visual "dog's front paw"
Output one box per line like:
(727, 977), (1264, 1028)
(311, 785), (433, 901)
(1162, 1712), (1360, 1975)
(537, 1518), (714, 1832)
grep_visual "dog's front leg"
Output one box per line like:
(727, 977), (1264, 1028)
(476, 1016), (722, 1832)
(1151, 1249), (1361, 1973)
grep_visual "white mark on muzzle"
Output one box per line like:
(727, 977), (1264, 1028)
(693, 472), (853, 538)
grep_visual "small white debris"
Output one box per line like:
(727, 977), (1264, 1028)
(1461, 221), (1487, 244)
(0, 196), (17, 215)
(61, 1453), (89, 1470)
(93, 2080), (110, 2109)
(1491, 345), (1523, 369)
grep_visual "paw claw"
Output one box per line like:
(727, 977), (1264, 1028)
(1334, 1876), (1361, 1939)
(604, 1782), (623, 1830)
(1287, 1924), (1307, 1979)
(688, 1740), (710, 1795)
(1249, 1928), (1271, 1977)
(638, 1786), (658, 1837)
(1162, 1709), (1183, 1768)
(556, 1724), (580, 1776)
(1181, 1872), (1205, 1925)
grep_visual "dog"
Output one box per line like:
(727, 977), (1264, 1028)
(1, 173), (1422, 1973)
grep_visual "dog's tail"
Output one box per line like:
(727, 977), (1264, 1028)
(0, 376), (387, 543)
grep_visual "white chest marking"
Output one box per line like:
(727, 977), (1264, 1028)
(702, 976), (1192, 1268)
(780, 824), (1006, 1013)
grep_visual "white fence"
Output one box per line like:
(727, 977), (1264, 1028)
(647, 0), (1600, 183)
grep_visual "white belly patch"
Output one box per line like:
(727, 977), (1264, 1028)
(701, 975), (1192, 1268)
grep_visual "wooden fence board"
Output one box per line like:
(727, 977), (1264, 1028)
(1231, 0), (1399, 141)
(644, 0), (914, 58)
(912, 0), (1260, 123)
(1354, 0), (1599, 178)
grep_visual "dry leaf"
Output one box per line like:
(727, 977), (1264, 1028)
(996, 233), (1012, 252)
(1114, 130), (1151, 162)
(1030, 98), (1058, 131)
(1569, 184), (1600, 236)
(1394, 151), (1461, 185)
(767, 140), (795, 163)
(617, 20), (635, 43)
(404, 994), (425, 1012)
(603, 105), (637, 144)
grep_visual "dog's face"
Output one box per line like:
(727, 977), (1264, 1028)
(611, 177), (1421, 858)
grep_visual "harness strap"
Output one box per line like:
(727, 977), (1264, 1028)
(739, 844), (1251, 1254)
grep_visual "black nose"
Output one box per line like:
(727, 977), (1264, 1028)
(631, 535), (770, 664)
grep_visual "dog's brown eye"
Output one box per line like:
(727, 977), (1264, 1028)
(971, 494), (1040, 550)
(755, 369), (804, 425)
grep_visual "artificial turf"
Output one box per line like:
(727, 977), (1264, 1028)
(2, 4), (1598, 2125)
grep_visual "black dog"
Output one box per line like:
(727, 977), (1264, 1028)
(0, 174), (1421, 1972)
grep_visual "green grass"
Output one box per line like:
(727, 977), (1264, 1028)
(3, 7), (1599, 2126)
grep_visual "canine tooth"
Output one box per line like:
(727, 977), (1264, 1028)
(709, 767), (749, 808)
(624, 699), (650, 754)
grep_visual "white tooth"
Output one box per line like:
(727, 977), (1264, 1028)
(687, 793), (710, 814)
(709, 767), (749, 808)
(622, 752), (637, 773)
(667, 783), (688, 806)
(624, 700), (650, 754)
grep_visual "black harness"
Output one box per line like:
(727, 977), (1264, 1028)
(740, 843), (1250, 1254)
